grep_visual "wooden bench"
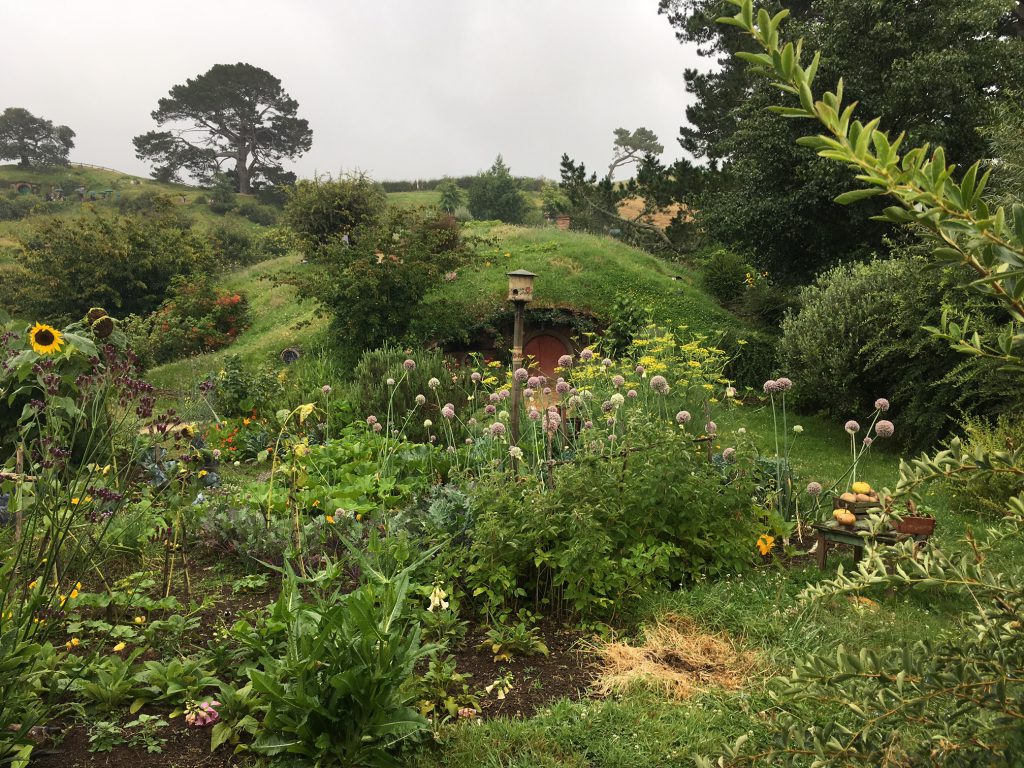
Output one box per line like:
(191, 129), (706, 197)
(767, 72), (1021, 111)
(811, 520), (916, 570)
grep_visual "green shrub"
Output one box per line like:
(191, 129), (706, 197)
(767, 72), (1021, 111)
(211, 354), (283, 418)
(467, 155), (528, 223)
(701, 248), (749, 305)
(124, 274), (250, 366)
(254, 226), (298, 260)
(778, 254), (1013, 449)
(207, 174), (237, 215)
(283, 174), (387, 248)
(945, 414), (1024, 517)
(209, 221), (257, 265)
(0, 193), (39, 221)
(348, 345), (468, 443)
(720, 329), (778, 389)
(236, 200), (277, 226)
(192, 194), (209, 206)
(0, 210), (214, 323)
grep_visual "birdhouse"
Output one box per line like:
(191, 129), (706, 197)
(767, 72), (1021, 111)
(506, 269), (537, 302)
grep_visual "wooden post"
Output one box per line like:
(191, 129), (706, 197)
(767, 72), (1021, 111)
(815, 530), (828, 570)
(510, 301), (525, 450)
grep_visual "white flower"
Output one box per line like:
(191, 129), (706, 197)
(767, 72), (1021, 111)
(415, 394), (427, 405)
(610, 393), (625, 407)
(427, 585), (449, 612)
(725, 386), (737, 398)
(386, 377), (396, 386)
(423, 419), (433, 428)
(792, 425), (804, 434)
(509, 446), (524, 460)
(737, 427), (747, 435)
(428, 377), (440, 389)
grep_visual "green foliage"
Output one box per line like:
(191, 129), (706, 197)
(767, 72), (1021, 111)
(245, 561), (435, 767)
(0, 107), (75, 167)
(944, 414), (1024, 517)
(211, 354), (283, 417)
(283, 173), (388, 248)
(124, 273), (250, 367)
(294, 207), (467, 350)
(0, 192), (39, 221)
(701, 248), (750, 305)
(209, 220), (258, 265)
(0, 210), (214, 323)
(207, 174), (238, 214)
(436, 178), (464, 214)
(236, 199), (278, 226)
(132, 63), (312, 193)
(778, 255), (1012, 450)
(468, 155), (528, 223)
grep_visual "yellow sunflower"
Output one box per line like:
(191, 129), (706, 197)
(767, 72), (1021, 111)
(29, 323), (64, 355)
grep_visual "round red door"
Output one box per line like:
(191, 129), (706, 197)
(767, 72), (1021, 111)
(524, 334), (569, 379)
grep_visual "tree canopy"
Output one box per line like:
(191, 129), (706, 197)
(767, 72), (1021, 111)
(0, 107), (75, 167)
(467, 156), (528, 223)
(133, 63), (312, 194)
(659, 0), (1024, 281)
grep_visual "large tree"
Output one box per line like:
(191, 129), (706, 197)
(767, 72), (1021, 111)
(658, 0), (1024, 282)
(133, 63), (312, 194)
(0, 108), (75, 167)
(467, 156), (528, 223)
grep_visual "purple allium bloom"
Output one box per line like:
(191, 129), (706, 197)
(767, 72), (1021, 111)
(527, 376), (541, 389)
(580, 348), (594, 361)
(441, 403), (455, 419)
(524, 388), (535, 398)
(875, 420), (895, 438)
(543, 387), (552, 395)
(568, 395), (583, 408)
(606, 416), (616, 428)
(874, 398), (890, 412)
(514, 367), (529, 383)
(706, 421), (717, 435)
(321, 385), (332, 395)
(465, 437), (474, 445)
(635, 364), (645, 375)
(844, 420), (860, 434)
(776, 377), (793, 391)
(608, 433), (617, 441)
(601, 400), (614, 413)
(403, 359), (416, 371)
(602, 358), (612, 367)
(485, 404), (497, 415)
(555, 380), (571, 394)
(805, 482), (822, 497)
(428, 377), (440, 389)
(584, 420), (594, 429)
(544, 410), (562, 433)
(415, 394), (426, 405)
(498, 389), (510, 400)
(468, 418), (477, 426)
(627, 389), (638, 398)
(862, 436), (873, 447)
(528, 407), (541, 421)
(538, 375), (548, 385)
(372, 422), (383, 433)
(722, 447), (736, 462)
(366, 415), (378, 425)
(490, 422), (506, 437)
(650, 375), (669, 394)
(489, 393), (500, 403)
(558, 354), (573, 368)
(763, 379), (780, 394)
(612, 375), (625, 388)
(676, 410), (691, 424)
(471, 371), (482, 383)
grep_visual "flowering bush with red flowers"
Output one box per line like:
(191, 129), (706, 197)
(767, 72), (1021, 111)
(125, 274), (250, 366)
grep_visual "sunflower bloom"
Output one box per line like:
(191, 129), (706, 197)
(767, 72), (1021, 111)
(29, 323), (64, 355)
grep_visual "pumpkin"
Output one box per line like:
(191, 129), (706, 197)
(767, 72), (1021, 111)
(840, 492), (857, 502)
(851, 481), (872, 495)
(836, 511), (857, 526)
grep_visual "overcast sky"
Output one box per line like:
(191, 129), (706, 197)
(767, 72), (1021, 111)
(4, 1), (705, 182)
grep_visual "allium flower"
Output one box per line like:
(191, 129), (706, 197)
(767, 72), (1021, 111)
(676, 410), (691, 424)
(601, 358), (612, 367)
(415, 394), (426, 405)
(875, 420), (895, 438)
(386, 377), (395, 386)
(528, 407), (541, 421)
(498, 389), (510, 400)
(543, 387), (552, 395)
(372, 422), (383, 433)
(558, 354), (573, 368)
(471, 371), (482, 383)
(403, 359), (416, 371)
(498, 410), (510, 421)
(635, 364), (645, 375)
(465, 437), (474, 445)
(649, 375), (669, 394)
(509, 446), (524, 460)
(366, 415), (378, 425)
(321, 385), (332, 395)
(524, 388), (535, 398)
(428, 377), (440, 389)
(489, 392), (500, 403)
(580, 348), (594, 361)
(706, 421), (717, 435)
(544, 409), (562, 433)
(485, 404), (496, 415)
(514, 367), (529, 383)
(555, 380), (571, 394)
(441, 403), (455, 419)
(490, 422), (506, 437)
(792, 425), (803, 434)
(844, 420), (860, 434)
(763, 379), (780, 394)
(212, 449), (221, 460)
(862, 436), (873, 447)
(612, 375), (625, 388)
(583, 420), (593, 429)
(527, 376), (541, 388)
(725, 386), (737, 398)
(601, 400), (614, 413)
(722, 447), (736, 462)
(610, 393), (624, 407)
(806, 481), (822, 496)
(627, 389), (638, 398)
(468, 418), (477, 426)
(568, 395), (582, 409)
(776, 377), (793, 391)
(608, 432), (617, 440)
(423, 419), (433, 428)
(874, 397), (890, 412)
